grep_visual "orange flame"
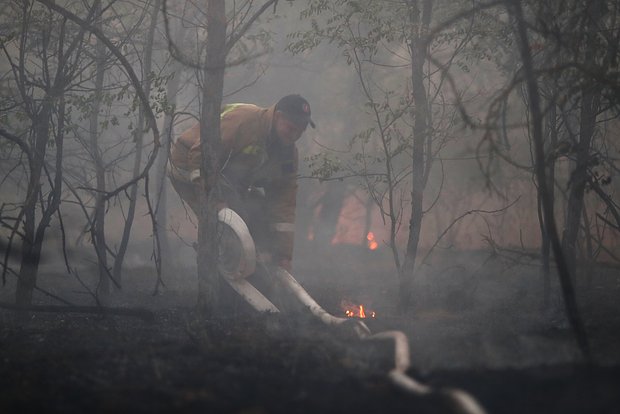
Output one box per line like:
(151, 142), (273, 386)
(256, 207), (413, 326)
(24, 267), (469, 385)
(342, 301), (376, 318)
(366, 232), (379, 250)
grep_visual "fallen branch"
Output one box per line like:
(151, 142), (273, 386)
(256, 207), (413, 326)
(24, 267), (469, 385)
(420, 197), (520, 266)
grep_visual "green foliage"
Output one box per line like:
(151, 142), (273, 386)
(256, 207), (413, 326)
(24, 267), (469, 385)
(149, 72), (175, 118)
(305, 152), (343, 181)
(288, 0), (405, 59)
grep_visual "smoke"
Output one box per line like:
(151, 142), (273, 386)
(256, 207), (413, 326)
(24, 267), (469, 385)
(3, 1), (618, 375)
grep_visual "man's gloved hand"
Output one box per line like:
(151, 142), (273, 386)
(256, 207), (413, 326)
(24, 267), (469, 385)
(278, 258), (292, 272)
(215, 201), (228, 211)
(256, 249), (291, 272)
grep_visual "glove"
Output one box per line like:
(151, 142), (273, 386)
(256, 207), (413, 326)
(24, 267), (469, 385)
(278, 258), (292, 272)
(215, 201), (228, 211)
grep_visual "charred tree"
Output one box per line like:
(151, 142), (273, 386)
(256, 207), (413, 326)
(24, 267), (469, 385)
(537, 5), (561, 308)
(561, 1), (605, 281)
(163, 0), (278, 313)
(399, 0), (433, 310)
(16, 97), (55, 305)
(538, 96), (557, 309)
(112, 0), (162, 289)
(88, 0), (111, 295)
(196, 0), (227, 314)
(33, 0), (164, 298)
(154, 22), (186, 279)
(5, 3), (87, 304)
(508, 0), (591, 362)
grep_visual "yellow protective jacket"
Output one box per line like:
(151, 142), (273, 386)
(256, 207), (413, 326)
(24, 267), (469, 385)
(170, 103), (298, 261)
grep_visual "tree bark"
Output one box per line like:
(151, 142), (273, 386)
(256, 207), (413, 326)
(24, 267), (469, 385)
(88, 0), (110, 294)
(509, 0), (591, 362)
(16, 78), (55, 306)
(539, 82), (558, 309)
(400, 0), (433, 310)
(16, 92), (65, 304)
(561, 0), (604, 298)
(112, 0), (162, 288)
(13, 3), (88, 304)
(154, 19), (186, 278)
(562, 76), (602, 276)
(196, 0), (226, 315)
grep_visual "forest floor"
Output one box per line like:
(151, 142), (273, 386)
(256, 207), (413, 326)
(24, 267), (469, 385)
(1, 245), (620, 413)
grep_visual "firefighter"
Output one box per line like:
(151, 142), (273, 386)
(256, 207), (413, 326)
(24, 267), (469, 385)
(168, 94), (315, 272)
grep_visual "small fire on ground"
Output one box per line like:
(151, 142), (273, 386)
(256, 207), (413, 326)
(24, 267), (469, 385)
(342, 300), (376, 319)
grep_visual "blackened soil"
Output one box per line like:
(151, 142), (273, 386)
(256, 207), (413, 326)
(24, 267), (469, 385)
(434, 366), (620, 414)
(1, 308), (619, 414)
(0, 310), (445, 414)
(2, 247), (620, 414)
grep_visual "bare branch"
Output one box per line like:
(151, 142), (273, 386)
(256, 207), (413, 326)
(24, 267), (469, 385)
(225, 0), (278, 55)
(420, 196), (521, 266)
(34, 0), (162, 202)
(0, 129), (33, 165)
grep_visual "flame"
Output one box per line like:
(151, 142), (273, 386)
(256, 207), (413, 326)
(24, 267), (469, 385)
(342, 301), (376, 319)
(366, 232), (379, 250)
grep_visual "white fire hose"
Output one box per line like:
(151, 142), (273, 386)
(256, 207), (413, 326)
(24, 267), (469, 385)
(216, 209), (486, 414)
(273, 267), (486, 414)
(216, 208), (278, 313)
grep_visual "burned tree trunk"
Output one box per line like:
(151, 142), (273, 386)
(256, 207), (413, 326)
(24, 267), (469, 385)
(16, 102), (52, 305)
(154, 21), (186, 278)
(561, 0), (605, 294)
(14, 4), (72, 304)
(196, 0), (227, 314)
(562, 89), (602, 276)
(154, 68), (181, 277)
(400, 0), (433, 310)
(509, 0), (590, 361)
(112, 0), (162, 289)
(17, 93), (65, 305)
(88, 1), (110, 294)
(539, 80), (558, 309)
(8, 2), (90, 304)
(159, 0), (277, 313)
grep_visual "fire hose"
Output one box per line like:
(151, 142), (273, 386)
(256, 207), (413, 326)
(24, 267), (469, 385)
(216, 208), (486, 414)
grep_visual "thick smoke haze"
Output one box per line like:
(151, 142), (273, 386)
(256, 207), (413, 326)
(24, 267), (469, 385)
(1, 2), (619, 412)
